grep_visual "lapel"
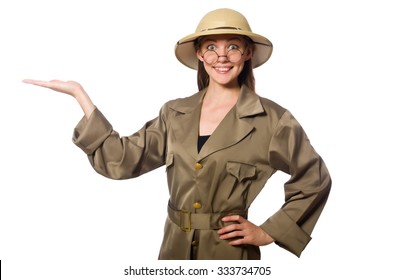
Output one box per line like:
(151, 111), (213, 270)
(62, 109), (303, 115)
(167, 89), (205, 160)
(168, 85), (265, 161)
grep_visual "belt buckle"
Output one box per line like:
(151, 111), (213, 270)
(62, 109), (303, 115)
(180, 210), (191, 232)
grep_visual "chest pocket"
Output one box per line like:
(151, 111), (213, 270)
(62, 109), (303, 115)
(226, 161), (256, 182)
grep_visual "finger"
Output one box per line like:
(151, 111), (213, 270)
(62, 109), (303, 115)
(217, 223), (242, 235)
(221, 215), (246, 223)
(23, 79), (43, 85)
(22, 79), (53, 88)
(219, 229), (244, 240)
(228, 238), (247, 246)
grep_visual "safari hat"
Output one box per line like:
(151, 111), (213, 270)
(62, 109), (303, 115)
(175, 8), (273, 70)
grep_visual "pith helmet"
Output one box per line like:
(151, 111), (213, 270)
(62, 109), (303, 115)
(175, 8), (273, 70)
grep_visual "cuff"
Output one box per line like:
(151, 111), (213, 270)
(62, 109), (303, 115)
(260, 209), (311, 257)
(72, 108), (113, 155)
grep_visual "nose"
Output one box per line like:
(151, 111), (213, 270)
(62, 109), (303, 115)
(216, 51), (229, 62)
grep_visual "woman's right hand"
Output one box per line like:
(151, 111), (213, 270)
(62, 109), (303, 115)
(22, 79), (84, 98)
(23, 79), (95, 118)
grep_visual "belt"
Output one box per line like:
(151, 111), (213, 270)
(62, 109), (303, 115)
(167, 203), (247, 232)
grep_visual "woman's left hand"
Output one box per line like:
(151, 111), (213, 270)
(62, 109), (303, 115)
(217, 215), (274, 246)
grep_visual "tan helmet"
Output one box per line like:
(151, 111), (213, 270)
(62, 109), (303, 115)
(175, 8), (273, 70)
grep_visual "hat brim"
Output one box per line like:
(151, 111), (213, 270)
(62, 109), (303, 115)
(175, 29), (273, 70)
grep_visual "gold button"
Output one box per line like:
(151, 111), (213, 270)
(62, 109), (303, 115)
(193, 202), (202, 209)
(191, 240), (199, 246)
(194, 162), (203, 169)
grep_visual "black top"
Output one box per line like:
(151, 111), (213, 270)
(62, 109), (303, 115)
(197, 135), (210, 153)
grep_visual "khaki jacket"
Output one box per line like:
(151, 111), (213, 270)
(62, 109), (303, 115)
(73, 85), (331, 260)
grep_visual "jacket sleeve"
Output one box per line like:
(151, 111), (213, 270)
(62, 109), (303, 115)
(72, 106), (167, 179)
(260, 110), (332, 257)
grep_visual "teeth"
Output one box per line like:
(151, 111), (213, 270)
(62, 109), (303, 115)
(215, 67), (230, 71)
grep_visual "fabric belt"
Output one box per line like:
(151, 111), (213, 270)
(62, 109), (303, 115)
(167, 203), (247, 231)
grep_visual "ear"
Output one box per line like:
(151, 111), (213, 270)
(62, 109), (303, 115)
(244, 48), (253, 60)
(196, 49), (204, 62)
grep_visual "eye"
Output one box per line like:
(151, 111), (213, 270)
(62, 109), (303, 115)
(206, 44), (217, 51)
(228, 44), (240, 50)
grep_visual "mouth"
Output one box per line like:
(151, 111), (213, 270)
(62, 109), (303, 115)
(213, 66), (233, 73)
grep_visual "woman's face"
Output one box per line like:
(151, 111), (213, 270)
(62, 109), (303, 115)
(196, 34), (252, 87)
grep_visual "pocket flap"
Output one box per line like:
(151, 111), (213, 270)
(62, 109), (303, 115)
(226, 161), (256, 181)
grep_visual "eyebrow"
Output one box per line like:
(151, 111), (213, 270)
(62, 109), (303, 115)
(202, 37), (243, 43)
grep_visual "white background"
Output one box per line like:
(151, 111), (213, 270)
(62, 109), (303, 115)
(1, 0), (392, 279)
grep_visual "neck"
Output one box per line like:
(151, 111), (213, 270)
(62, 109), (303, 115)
(204, 83), (240, 105)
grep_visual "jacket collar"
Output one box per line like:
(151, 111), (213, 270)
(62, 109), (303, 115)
(168, 85), (265, 160)
(168, 85), (265, 117)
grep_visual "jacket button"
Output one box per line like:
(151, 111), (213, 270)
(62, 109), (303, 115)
(191, 240), (199, 247)
(193, 202), (202, 209)
(194, 162), (203, 169)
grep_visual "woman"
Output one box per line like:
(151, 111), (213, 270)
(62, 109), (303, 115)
(23, 8), (331, 260)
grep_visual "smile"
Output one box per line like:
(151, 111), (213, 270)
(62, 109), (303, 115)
(213, 66), (232, 72)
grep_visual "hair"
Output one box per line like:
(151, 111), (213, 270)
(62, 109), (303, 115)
(195, 36), (256, 92)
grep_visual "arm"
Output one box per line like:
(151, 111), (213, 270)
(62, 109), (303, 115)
(23, 79), (167, 179)
(261, 110), (332, 257)
(72, 107), (168, 180)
